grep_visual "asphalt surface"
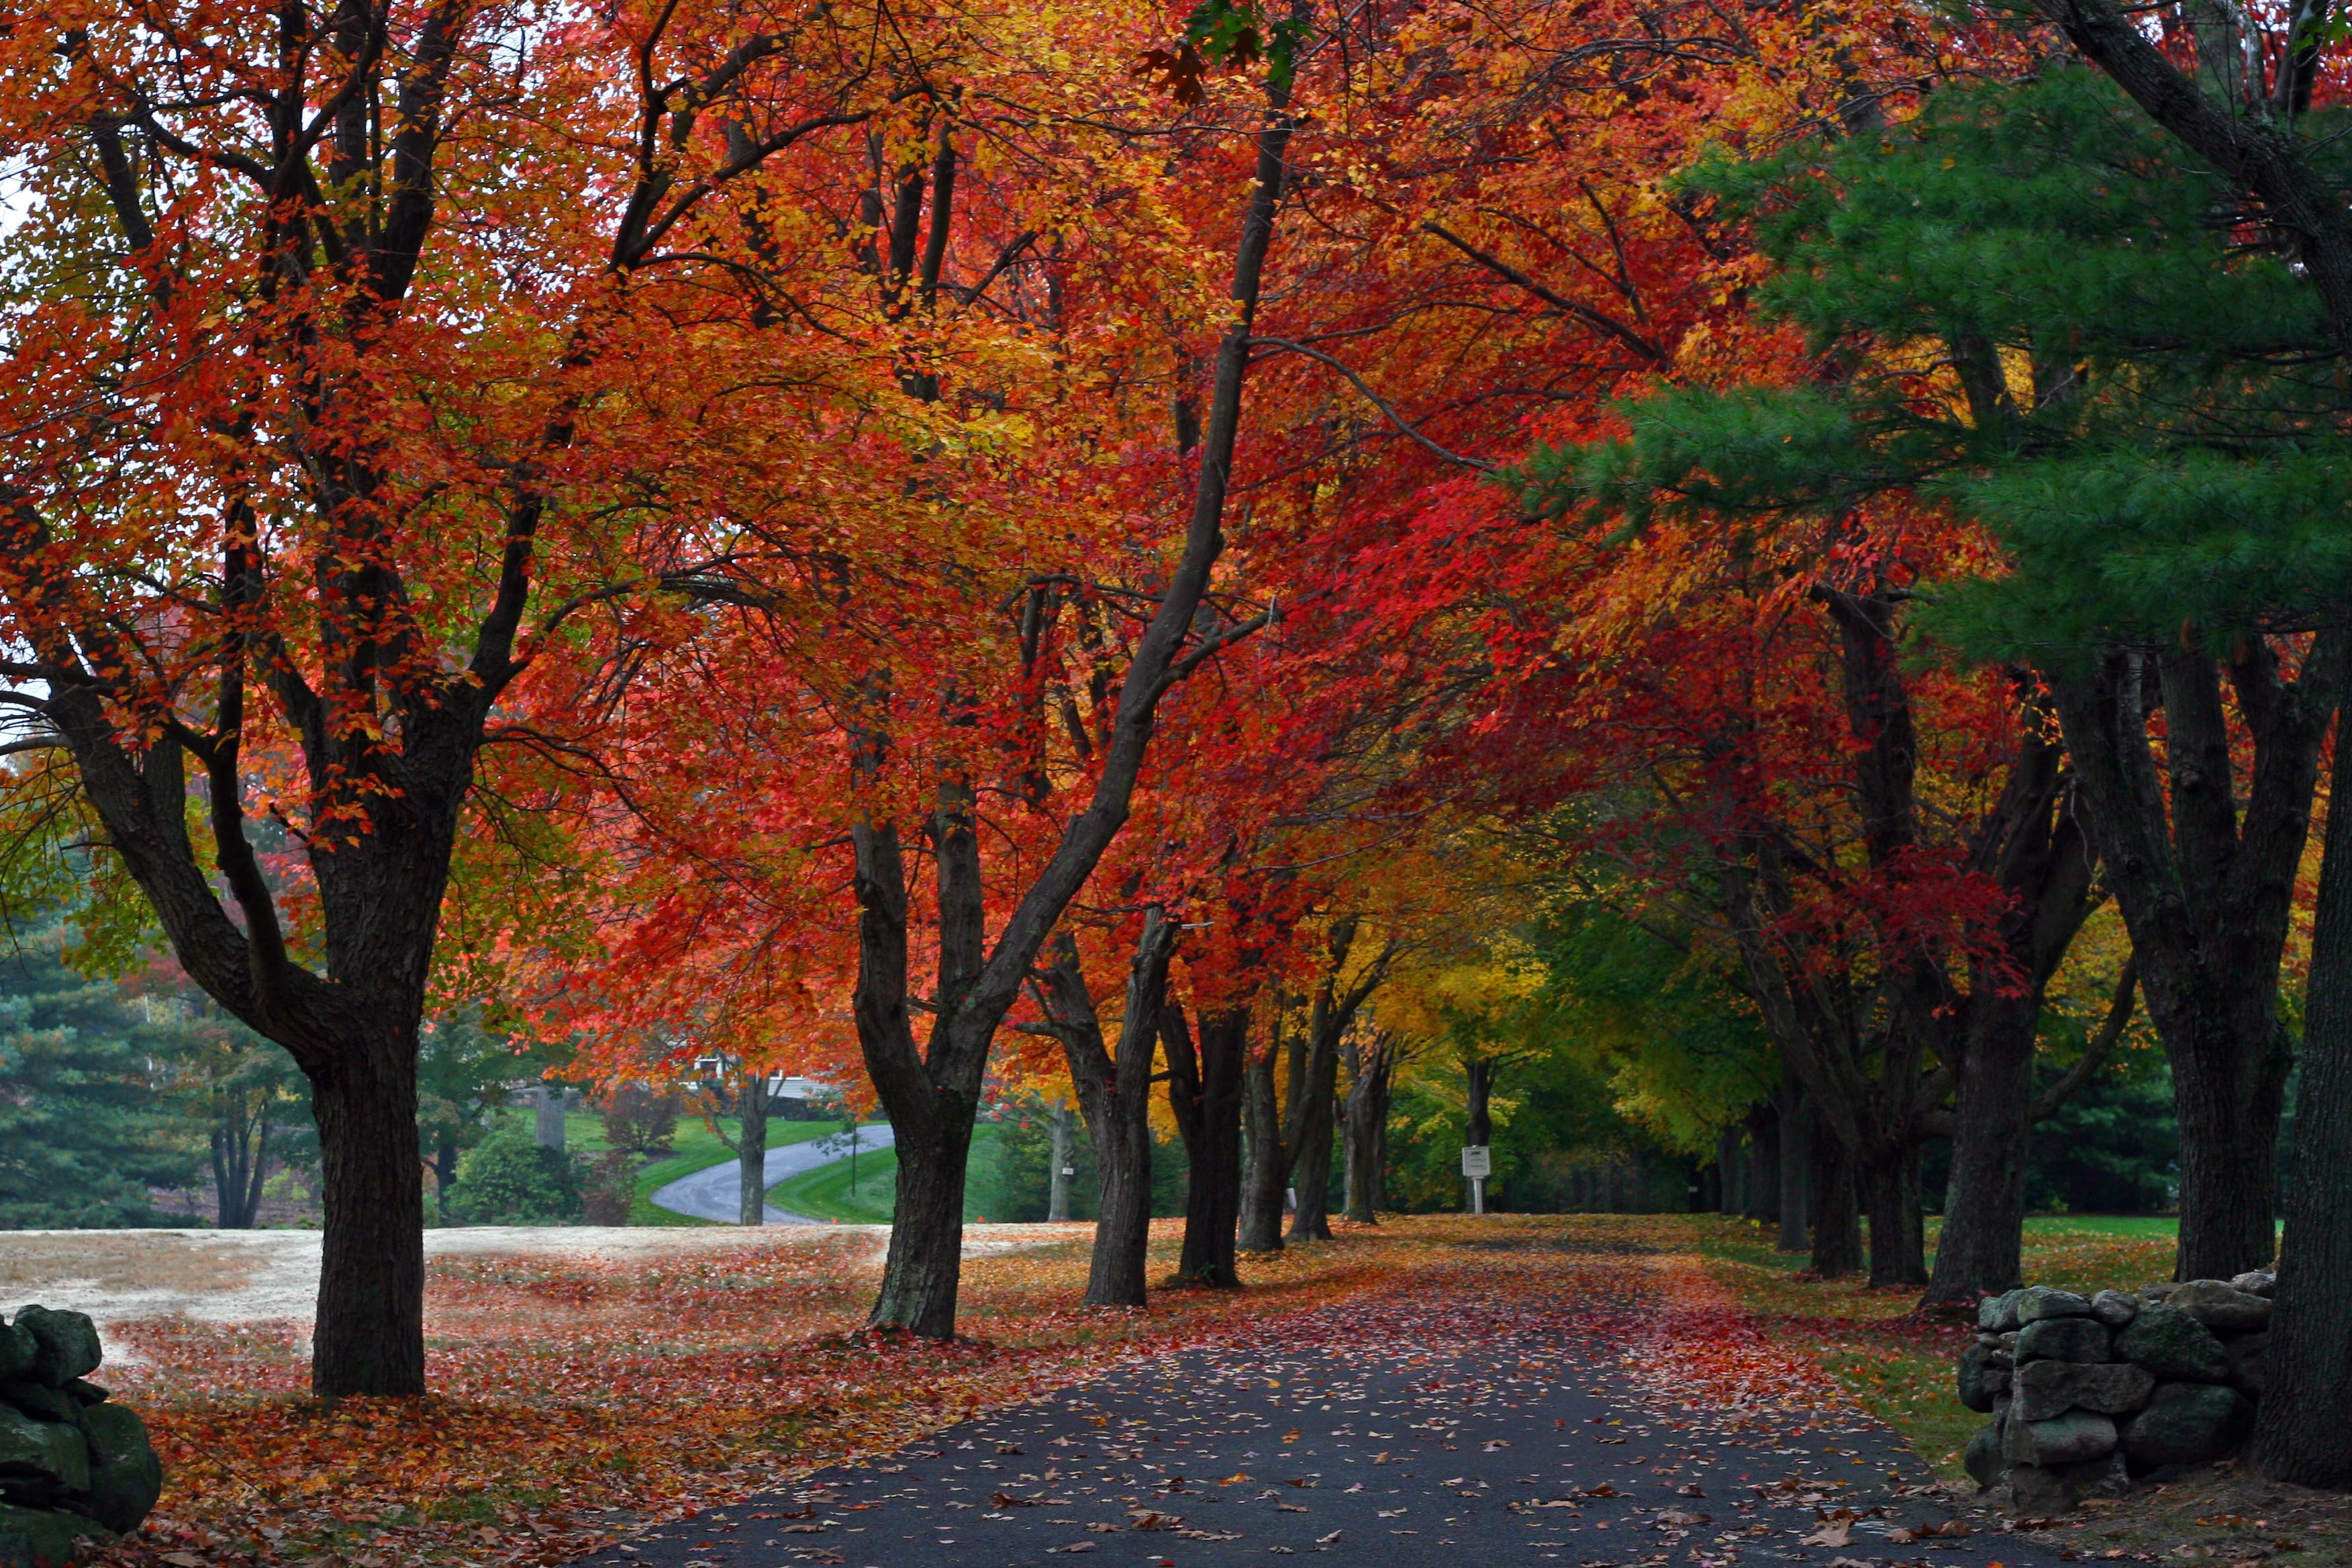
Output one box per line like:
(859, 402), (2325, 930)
(578, 1275), (2081, 1568)
(650, 1126), (897, 1224)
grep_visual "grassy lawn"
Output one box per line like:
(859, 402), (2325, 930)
(558, 1112), (852, 1226)
(1687, 1211), (2180, 1483)
(767, 1124), (1001, 1224)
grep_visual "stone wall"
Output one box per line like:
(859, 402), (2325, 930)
(1958, 1273), (2274, 1513)
(0, 1306), (164, 1568)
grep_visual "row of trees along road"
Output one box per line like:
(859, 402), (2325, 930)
(9, 0), (2352, 1493)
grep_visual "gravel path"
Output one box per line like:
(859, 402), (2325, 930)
(650, 1126), (898, 1224)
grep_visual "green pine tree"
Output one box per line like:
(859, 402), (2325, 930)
(0, 926), (196, 1228)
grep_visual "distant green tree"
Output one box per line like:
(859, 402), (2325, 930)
(138, 973), (313, 1228)
(0, 926), (193, 1227)
(442, 1119), (583, 1226)
(420, 1011), (526, 1224)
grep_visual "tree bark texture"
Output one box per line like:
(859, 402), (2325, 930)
(1165, 1003), (1246, 1288)
(1342, 1031), (1396, 1223)
(1808, 1108), (1863, 1277)
(2248, 716), (2352, 1485)
(1863, 1139), (1926, 1287)
(735, 1072), (770, 1226)
(307, 1030), (428, 1398)
(2047, 642), (2342, 1279)
(1745, 1102), (1780, 1224)
(1035, 912), (1175, 1308)
(1238, 1044), (1288, 1253)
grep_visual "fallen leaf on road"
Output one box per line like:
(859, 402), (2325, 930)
(993, 1491), (1041, 1508)
(1316, 1528), (1342, 1544)
(1800, 1518), (1852, 1547)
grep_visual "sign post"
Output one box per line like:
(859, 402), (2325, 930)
(1460, 1145), (1491, 1214)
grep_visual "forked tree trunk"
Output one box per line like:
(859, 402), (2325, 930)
(1166, 1004), (1246, 1287)
(307, 1030), (427, 1398)
(1035, 913), (1175, 1308)
(849, 64), (1302, 1336)
(2251, 725), (2352, 1486)
(2047, 644), (2340, 1281)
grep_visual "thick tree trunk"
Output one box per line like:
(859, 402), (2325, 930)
(1809, 1114), (1863, 1277)
(1238, 1050), (1287, 1253)
(306, 1030), (426, 1399)
(1926, 992), (2035, 1304)
(869, 1108), (976, 1335)
(1776, 1082), (1810, 1252)
(1865, 1138), (1926, 1287)
(1167, 1005), (1245, 1287)
(1047, 1099), (1074, 1224)
(2048, 646), (2337, 1281)
(2250, 726), (2352, 1486)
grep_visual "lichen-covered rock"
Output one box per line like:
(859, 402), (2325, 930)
(2164, 1281), (2272, 1332)
(2017, 1314), (2110, 1365)
(1957, 1344), (2011, 1414)
(0, 1502), (110, 1568)
(0, 1409), (88, 1502)
(2113, 1303), (2230, 1382)
(0, 1332), (30, 1391)
(7, 1313), (98, 1391)
(78, 1405), (160, 1536)
(2012, 1359), (2155, 1422)
(2090, 1289), (2140, 1328)
(2229, 1270), (2276, 1298)
(2002, 1409), (2118, 1467)
(2122, 1382), (2252, 1469)
(1964, 1422), (2004, 1489)
(2016, 1287), (2094, 1323)
(1979, 1290), (2026, 1333)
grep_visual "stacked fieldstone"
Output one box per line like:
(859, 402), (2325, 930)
(1958, 1275), (2275, 1513)
(0, 1306), (163, 1568)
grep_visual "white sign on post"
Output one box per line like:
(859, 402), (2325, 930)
(1460, 1145), (1491, 1179)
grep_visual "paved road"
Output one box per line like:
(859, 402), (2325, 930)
(579, 1238), (2079, 1568)
(650, 1126), (895, 1224)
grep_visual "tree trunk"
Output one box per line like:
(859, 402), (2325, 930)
(1047, 1099), (1074, 1224)
(1809, 1112), (1863, 1277)
(868, 1107), (976, 1335)
(434, 1132), (458, 1227)
(536, 1084), (566, 1149)
(1745, 1102), (1780, 1224)
(2047, 648), (2337, 1280)
(306, 1031), (426, 1399)
(1926, 991), (2035, 1304)
(1287, 1033), (1337, 1242)
(1865, 1138), (1926, 1287)
(846, 59), (1302, 1336)
(736, 1071), (769, 1226)
(1239, 1048), (1287, 1253)
(1036, 913), (1174, 1309)
(1341, 1034), (1393, 1224)
(1166, 1003), (1245, 1288)
(1716, 1128), (1742, 1216)
(1776, 1082), (1809, 1252)
(2250, 724), (2352, 1486)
